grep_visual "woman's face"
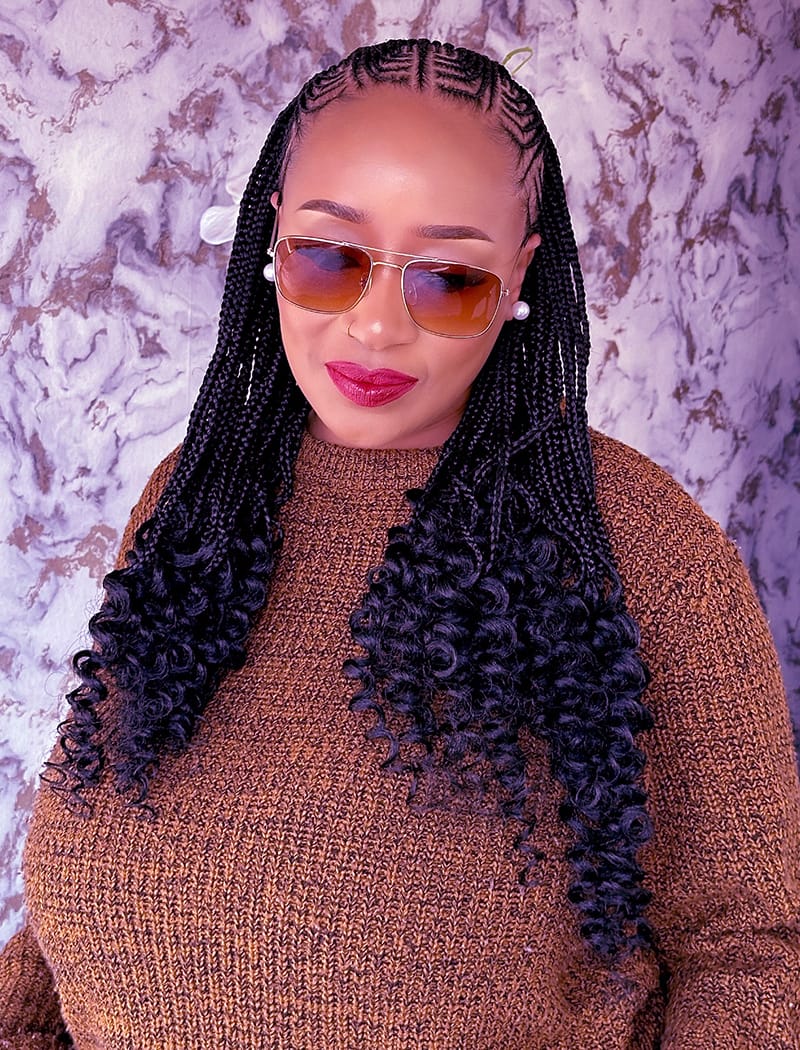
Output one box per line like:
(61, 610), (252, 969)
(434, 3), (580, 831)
(272, 86), (539, 449)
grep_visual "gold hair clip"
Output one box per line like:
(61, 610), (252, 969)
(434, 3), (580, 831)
(502, 46), (533, 76)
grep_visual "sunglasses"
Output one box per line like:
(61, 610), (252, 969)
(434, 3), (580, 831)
(267, 235), (510, 339)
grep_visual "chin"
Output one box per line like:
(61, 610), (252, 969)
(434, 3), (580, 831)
(308, 411), (398, 449)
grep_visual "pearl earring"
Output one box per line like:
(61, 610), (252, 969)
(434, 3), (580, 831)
(263, 262), (275, 283)
(512, 300), (530, 321)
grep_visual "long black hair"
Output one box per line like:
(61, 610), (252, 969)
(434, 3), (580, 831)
(47, 39), (653, 961)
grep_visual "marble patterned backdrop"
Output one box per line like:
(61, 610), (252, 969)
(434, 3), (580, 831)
(1, 0), (797, 946)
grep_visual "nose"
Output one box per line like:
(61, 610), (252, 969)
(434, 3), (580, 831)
(344, 260), (418, 350)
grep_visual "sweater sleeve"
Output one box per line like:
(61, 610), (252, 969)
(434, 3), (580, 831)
(640, 526), (800, 1047)
(112, 445), (182, 571)
(592, 432), (800, 1046)
(0, 926), (71, 1048)
(0, 449), (181, 1046)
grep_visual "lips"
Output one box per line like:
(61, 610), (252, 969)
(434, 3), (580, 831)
(325, 360), (418, 408)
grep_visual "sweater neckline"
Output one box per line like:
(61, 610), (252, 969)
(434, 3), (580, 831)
(295, 428), (441, 494)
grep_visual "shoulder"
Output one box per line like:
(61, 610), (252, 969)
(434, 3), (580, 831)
(589, 428), (729, 566)
(588, 432), (794, 763)
(589, 428), (722, 550)
(114, 446), (182, 568)
(136, 446), (183, 511)
(587, 429), (747, 625)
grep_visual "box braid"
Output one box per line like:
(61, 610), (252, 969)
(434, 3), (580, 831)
(47, 39), (653, 961)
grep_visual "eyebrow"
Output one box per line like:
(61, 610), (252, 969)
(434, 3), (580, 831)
(299, 199), (494, 242)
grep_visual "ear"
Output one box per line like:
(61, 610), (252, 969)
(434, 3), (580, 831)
(509, 233), (540, 302)
(268, 192), (282, 247)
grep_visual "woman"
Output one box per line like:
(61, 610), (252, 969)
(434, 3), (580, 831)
(1, 38), (798, 1049)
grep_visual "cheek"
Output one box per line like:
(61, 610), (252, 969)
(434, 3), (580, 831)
(275, 307), (330, 401)
(276, 299), (302, 348)
(277, 304), (327, 364)
(428, 339), (496, 403)
(464, 332), (500, 381)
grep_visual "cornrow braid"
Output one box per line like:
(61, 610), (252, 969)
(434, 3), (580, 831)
(47, 39), (653, 962)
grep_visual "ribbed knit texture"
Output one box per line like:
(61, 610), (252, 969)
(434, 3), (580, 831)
(2, 431), (799, 1049)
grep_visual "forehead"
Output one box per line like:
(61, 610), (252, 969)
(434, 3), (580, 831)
(280, 86), (525, 240)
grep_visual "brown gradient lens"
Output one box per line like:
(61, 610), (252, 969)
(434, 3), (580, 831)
(275, 238), (371, 312)
(403, 261), (502, 337)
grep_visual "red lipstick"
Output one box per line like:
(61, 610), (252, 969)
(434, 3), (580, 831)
(325, 361), (418, 407)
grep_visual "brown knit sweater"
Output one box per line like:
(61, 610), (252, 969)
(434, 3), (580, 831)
(1, 431), (799, 1049)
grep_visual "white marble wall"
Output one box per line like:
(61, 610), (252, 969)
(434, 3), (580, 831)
(1, 0), (797, 944)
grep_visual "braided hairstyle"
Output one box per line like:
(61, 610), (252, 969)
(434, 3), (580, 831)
(47, 39), (653, 961)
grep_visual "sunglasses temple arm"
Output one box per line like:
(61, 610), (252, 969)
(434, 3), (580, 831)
(266, 206), (280, 257)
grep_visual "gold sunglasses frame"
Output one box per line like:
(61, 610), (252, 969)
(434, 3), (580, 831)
(266, 234), (511, 339)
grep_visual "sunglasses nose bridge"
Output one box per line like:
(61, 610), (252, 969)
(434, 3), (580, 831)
(348, 254), (419, 344)
(361, 256), (408, 305)
(368, 258), (405, 287)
